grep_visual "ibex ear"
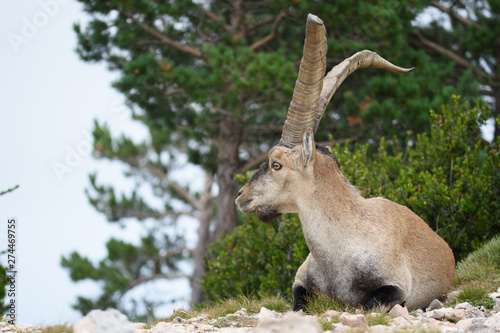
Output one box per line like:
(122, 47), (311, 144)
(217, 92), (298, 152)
(301, 131), (315, 167)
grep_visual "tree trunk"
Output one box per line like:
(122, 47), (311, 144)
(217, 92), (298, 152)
(213, 116), (242, 241)
(190, 173), (214, 305)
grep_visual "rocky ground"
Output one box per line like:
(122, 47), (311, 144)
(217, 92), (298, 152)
(1, 289), (500, 333)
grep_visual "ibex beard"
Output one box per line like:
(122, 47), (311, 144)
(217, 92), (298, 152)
(235, 14), (455, 312)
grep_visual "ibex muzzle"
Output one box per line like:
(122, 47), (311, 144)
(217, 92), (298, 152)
(236, 14), (455, 311)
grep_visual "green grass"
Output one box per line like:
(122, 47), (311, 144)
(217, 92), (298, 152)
(452, 284), (497, 309)
(446, 235), (500, 308)
(364, 309), (390, 326)
(304, 291), (346, 315)
(317, 316), (333, 331)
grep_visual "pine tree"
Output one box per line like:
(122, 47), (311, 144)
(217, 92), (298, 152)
(410, 0), (500, 139)
(62, 0), (495, 316)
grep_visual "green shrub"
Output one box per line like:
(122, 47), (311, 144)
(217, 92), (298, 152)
(203, 212), (308, 301)
(203, 96), (500, 301)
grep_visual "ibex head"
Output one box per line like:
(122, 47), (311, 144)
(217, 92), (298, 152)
(236, 14), (413, 222)
(236, 131), (320, 222)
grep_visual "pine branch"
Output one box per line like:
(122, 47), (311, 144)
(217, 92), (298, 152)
(119, 155), (203, 211)
(249, 10), (287, 51)
(430, 1), (480, 28)
(411, 31), (489, 79)
(118, 9), (204, 59)
(144, 164), (203, 211)
(0, 185), (19, 196)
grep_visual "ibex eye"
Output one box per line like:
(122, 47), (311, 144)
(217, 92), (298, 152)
(272, 162), (282, 171)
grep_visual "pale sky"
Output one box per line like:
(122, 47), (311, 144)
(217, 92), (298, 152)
(0, 0), (194, 325)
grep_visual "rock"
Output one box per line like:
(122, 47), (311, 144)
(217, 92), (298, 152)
(257, 307), (282, 324)
(445, 307), (485, 322)
(151, 321), (171, 332)
(431, 309), (446, 320)
(441, 326), (459, 333)
(255, 312), (322, 333)
(73, 308), (135, 333)
(339, 313), (369, 330)
(427, 299), (444, 311)
(370, 324), (394, 332)
(172, 317), (186, 324)
(151, 322), (190, 333)
(388, 304), (412, 322)
(484, 312), (500, 331)
(187, 313), (210, 323)
(455, 302), (473, 309)
(390, 316), (413, 329)
(456, 317), (487, 330)
(195, 323), (215, 331)
(134, 322), (147, 329)
(489, 292), (500, 300)
(324, 310), (342, 319)
(218, 328), (254, 333)
(460, 324), (494, 333)
(226, 308), (248, 319)
(331, 322), (349, 332)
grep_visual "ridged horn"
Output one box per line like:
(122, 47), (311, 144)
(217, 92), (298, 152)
(279, 13), (327, 147)
(314, 50), (414, 133)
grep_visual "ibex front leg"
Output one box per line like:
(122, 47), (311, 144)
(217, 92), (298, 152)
(292, 254), (311, 311)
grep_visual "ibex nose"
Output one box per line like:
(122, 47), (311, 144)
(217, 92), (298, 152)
(237, 189), (243, 197)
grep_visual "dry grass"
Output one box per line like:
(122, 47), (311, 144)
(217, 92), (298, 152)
(168, 294), (290, 321)
(39, 324), (73, 333)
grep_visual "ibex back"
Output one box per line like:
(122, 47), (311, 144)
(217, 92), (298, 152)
(235, 14), (455, 311)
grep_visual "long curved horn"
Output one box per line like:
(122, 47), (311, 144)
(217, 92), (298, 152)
(279, 14), (327, 147)
(314, 50), (414, 133)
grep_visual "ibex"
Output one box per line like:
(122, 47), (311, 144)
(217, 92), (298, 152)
(235, 14), (455, 311)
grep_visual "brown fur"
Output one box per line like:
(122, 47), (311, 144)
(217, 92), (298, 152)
(236, 139), (455, 310)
